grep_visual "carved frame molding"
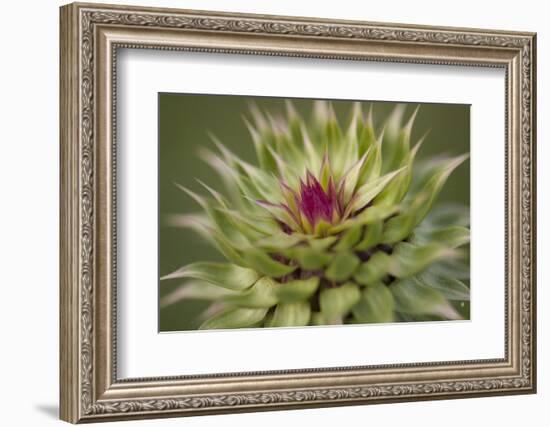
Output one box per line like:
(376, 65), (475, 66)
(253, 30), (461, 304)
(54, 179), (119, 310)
(60, 2), (536, 423)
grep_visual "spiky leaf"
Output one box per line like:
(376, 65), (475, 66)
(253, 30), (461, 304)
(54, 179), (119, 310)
(390, 278), (461, 319)
(275, 277), (320, 303)
(352, 283), (395, 323)
(161, 262), (259, 291)
(160, 281), (236, 308)
(417, 275), (470, 301)
(224, 277), (278, 308)
(199, 307), (268, 330)
(325, 252), (361, 282)
(242, 250), (297, 278)
(354, 252), (391, 286)
(267, 302), (311, 327)
(412, 226), (470, 248)
(320, 282), (361, 320)
(389, 242), (454, 279)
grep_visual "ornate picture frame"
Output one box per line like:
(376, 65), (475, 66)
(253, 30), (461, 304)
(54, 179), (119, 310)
(60, 2), (536, 423)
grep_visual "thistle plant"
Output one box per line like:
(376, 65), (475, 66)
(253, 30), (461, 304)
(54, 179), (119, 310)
(162, 101), (470, 329)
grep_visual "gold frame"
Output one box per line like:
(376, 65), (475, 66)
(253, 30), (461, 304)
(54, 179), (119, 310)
(60, 2), (537, 423)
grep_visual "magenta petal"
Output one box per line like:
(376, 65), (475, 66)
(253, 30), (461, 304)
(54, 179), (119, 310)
(298, 174), (335, 226)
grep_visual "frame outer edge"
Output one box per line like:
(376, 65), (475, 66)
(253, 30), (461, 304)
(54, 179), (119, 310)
(60, 3), (81, 424)
(59, 2), (537, 422)
(529, 33), (537, 393)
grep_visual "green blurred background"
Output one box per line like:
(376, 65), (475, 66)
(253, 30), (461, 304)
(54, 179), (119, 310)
(159, 94), (470, 332)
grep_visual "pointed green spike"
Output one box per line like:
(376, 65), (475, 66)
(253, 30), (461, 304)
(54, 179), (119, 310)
(416, 274), (470, 301)
(224, 277), (278, 308)
(244, 118), (278, 173)
(389, 242), (455, 279)
(356, 104), (377, 157)
(390, 277), (461, 320)
(384, 105), (420, 172)
(422, 203), (470, 228)
(242, 250), (297, 278)
(255, 232), (305, 250)
(411, 153), (470, 226)
(173, 214), (246, 265)
(160, 281), (237, 308)
(375, 133), (425, 207)
(340, 151), (369, 204)
(425, 258), (470, 280)
(347, 167), (404, 215)
(413, 226), (470, 249)
(332, 204), (399, 233)
(161, 262), (259, 291)
(358, 128), (382, 185)
(300, 126), (321, 173)
(319, 151), (332, 191)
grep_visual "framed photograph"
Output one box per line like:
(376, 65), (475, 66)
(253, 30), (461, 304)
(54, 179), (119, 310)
(60, 2), (537, 423)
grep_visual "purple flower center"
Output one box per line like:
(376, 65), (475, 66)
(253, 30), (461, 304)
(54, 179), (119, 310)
(298, 173), (336, 226)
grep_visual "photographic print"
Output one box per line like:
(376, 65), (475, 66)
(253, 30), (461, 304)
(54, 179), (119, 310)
(159, 95), (470, 331)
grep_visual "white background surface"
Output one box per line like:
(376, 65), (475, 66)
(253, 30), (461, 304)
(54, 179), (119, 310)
(0, 0), (546, 426)
(118, 49), (504, 377)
